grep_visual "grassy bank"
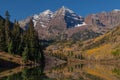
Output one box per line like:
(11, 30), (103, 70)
(0, 52), (34, 66)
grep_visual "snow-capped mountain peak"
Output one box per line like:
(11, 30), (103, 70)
(52, 6), (85, 28)
(33, 10), (53, 27)
(33, 10), (53, 20)
(20, 6), (85, 29)
(55, 6), (75, 16)
(61, 6), (74, 14)
(40, 9), (53, 16)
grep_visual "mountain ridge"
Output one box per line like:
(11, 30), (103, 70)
(19, 7), (120, 41)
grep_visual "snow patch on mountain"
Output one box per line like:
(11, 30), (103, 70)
(33, 19), (37, 27)
(41, 24), (47, 28)
(75, 22), (87, 27)
(33, 14), (39, 19)
(39, 10), (53, 17)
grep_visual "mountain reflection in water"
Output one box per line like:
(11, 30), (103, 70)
(0, 63), (120, 80)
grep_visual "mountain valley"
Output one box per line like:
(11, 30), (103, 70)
(0, 4), (120, 80)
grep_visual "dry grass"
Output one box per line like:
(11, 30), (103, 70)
(0, 52), (33, 65)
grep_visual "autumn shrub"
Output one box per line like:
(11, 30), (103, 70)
(112, 49), (120, 56)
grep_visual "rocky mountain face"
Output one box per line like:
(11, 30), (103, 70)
(85, 9), (120, 34)
(19, 7), (120, 41)
(52, 6), (85, 28)
(33, 10), (53, 28)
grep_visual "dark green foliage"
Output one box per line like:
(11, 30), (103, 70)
(0, 22), (6, 51)
(8, 40), (13, 54)
(0, 11), (44, 64)
(22, 45), (29, 63)
(22, 19), (43, 63)
(4, 11), (11, 52)
(1, 66), (49, 80)
(11, 20), (22, 55)
(5, 10), (10, 20)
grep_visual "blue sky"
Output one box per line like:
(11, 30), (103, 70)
(0, 0), (120, 21)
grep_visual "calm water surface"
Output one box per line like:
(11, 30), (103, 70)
(0, 63), (120, 80)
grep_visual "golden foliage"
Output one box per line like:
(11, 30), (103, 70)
(85, 44), (113, 60)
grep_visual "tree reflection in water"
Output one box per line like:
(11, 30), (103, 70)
(0, 63), (120, 80)
(1, 65), (53, 80)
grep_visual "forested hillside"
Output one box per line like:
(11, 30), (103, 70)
(0, 11), (44, 65)
(84, 24), (120, 60)
(45, 24), (120, 61)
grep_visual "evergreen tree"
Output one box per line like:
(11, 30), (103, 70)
(0, 17), (6, 51)
(0, 22), (6, 51)
(0, 11), (44, 64)
(22, 68), (29, 80)
(22, 45), (29, 63)
(4, 11), (11, 52)
(5, 11), (10, 20)
(22, 19), (43, 63)
(8, 40), (13, 54)
(25, 19), (37, 61)
(11, 20), (21, 54)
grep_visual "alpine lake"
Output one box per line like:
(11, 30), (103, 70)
(0, 60), (120, 80)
